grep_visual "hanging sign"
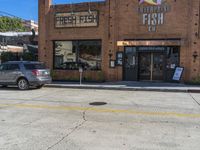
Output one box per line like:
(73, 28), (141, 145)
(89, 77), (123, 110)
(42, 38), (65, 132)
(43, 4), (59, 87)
(138, 0), (171, 32)
(55, 11), (98, 28)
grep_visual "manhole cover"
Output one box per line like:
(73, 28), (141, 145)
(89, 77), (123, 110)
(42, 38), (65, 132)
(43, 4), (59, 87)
(89, 102), (107, 106)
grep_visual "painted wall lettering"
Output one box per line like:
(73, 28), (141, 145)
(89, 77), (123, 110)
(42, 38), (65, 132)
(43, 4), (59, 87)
(138, 0), (170, 32)
(55, 11), (98, 28)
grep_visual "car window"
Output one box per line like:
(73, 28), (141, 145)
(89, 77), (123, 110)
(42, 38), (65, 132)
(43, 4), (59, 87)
(0, 64), (8, 71)
(7, 64), (20, 71)
(0, 64), (20, 71)
(24, 63), (46, 70)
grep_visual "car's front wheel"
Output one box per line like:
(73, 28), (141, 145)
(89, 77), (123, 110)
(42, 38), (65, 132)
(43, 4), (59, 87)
(17, 78), (29, 90)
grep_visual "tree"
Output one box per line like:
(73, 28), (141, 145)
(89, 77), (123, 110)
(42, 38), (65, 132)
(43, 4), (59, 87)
(0, 16), (27, 32)
(1, 51), (18, 62)
(22, 52), (37, 61)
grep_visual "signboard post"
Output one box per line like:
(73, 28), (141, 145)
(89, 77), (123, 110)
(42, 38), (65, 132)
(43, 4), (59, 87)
(172, 67), (184, 81)
(79, 67), (83, 85)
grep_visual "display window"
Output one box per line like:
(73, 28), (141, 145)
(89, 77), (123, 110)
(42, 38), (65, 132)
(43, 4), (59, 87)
(54, 40), (102, 70)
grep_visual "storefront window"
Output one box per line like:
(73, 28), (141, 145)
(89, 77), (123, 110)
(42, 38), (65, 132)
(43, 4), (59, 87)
(166, 47), (180, 69)
(54, 41), (77, 69)
(124, 47), (137, 68)
(54, 40), (101, 70)
(78, 41), (101, 70)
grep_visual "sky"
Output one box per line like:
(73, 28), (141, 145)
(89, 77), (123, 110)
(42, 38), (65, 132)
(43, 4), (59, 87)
(0, 0), (104, 22)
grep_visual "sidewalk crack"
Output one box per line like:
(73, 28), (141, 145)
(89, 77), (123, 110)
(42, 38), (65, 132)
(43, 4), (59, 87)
(46, 107), (89, 150)
(188, 92), (200, 107)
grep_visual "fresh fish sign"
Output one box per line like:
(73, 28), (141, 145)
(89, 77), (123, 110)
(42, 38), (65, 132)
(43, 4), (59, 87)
(138, 0), (170, 32)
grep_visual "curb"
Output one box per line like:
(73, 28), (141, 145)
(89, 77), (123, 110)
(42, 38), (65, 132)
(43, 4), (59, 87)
(43, 84), (200, 93)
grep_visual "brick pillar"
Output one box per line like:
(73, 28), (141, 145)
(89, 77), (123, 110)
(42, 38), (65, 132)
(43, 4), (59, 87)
(104, 0), (119, 81)
(188, 0), (200, 81)
(38, 0), (52, 63)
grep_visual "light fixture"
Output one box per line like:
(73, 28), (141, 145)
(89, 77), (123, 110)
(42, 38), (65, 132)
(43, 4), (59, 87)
(193, 51), (198, 62)
(70, 2), (74, 15)
(88, 0), (92, 14)
(109, 53), (113, 59)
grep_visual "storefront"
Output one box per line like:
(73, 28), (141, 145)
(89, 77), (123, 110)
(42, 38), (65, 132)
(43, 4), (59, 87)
(123, 45), (180, 81)
(39, 0), (200, 82)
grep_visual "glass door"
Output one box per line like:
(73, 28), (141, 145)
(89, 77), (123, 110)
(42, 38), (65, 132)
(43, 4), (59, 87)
(123, 47), (138, 81)
(139, 52), (164, 81)
(139, 53), (151, 80)
(152, 53), (164, 81)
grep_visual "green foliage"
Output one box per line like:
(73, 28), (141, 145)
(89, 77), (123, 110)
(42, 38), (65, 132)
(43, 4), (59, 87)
(1, 51), (17, 62)
(0, 16), (27, 32)
(22, 52), (36, 61)
(191, 76), (200, 85)
(96, 71), (105, 82)
(50, 70), (56, 79)
(1, 51), (36, 63)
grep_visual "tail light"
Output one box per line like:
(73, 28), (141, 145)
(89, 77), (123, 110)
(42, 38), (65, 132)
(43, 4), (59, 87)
(32, 70), (40, 76)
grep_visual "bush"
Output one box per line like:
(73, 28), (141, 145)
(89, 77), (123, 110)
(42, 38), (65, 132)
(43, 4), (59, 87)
(190, 76), (200, 85)
(1, 51), (19, 63)
(22, 52), (37, 61)
(96, 71), (105, 82)
(1, 51), (37, 63)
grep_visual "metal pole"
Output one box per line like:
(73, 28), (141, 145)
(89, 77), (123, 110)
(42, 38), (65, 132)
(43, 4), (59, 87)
(80, 72), (82, 85)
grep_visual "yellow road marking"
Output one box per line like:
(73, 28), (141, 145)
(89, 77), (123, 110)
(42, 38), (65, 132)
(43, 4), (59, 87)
(0, 103), (200, 118)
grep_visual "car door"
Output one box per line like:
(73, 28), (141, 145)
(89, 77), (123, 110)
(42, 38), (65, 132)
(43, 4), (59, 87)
(0, 64), (4, 83)
(6, 64), (21, 83)
(0, 64), (8, 83)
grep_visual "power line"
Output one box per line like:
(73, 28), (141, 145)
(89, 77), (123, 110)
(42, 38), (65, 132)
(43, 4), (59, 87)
(0, 10), (26, 21)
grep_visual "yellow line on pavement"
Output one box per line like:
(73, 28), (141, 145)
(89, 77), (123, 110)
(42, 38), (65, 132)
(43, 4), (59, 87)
(0, 103), (200, 118)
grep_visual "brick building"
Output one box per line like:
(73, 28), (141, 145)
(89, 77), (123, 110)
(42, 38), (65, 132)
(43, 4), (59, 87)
(39, 0), (200, 82)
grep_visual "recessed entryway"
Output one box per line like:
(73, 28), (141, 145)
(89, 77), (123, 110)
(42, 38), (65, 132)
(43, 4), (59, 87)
(123, 46), (180, 82)
(139, 52), (164, 81)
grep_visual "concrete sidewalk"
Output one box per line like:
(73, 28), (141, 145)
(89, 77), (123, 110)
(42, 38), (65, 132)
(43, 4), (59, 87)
(45, 81), (200, 93)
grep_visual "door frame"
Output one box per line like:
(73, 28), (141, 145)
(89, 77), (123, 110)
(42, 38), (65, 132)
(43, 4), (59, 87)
(123, 46), (167, 81)
(138, 52), (166, 81)
(123, 47), (138, 81)
(123, 46), (181, 82)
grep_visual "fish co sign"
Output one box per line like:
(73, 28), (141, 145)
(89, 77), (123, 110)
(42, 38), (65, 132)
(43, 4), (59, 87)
(138, 0), (170, 32)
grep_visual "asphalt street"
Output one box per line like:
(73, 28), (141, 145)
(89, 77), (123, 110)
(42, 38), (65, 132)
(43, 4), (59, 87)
(0, 87), (200, 150)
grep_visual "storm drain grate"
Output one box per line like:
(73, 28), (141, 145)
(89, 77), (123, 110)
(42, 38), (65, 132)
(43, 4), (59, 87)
(89, 102), (107, 106)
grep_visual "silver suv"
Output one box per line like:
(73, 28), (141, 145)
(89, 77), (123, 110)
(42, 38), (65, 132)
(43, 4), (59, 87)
(0, 61), (52, 90)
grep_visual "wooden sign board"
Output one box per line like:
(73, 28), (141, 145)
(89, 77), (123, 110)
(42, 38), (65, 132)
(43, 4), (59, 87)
(55, 11), (98, 28)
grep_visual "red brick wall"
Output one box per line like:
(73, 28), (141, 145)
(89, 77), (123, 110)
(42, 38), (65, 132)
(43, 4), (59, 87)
(39, 0), (200, 82)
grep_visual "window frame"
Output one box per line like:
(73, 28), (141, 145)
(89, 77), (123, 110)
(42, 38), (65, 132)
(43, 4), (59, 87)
(53, 39), (102, 71)
(0, 64), (4, 71)
(8, 64), (20, 71)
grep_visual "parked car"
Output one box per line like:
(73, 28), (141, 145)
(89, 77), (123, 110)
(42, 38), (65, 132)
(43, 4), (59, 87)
(0, 61), (52, 90)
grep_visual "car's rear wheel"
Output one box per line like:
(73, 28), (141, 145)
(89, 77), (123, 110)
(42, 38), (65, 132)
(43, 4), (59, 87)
(17, 78), (29, 90)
